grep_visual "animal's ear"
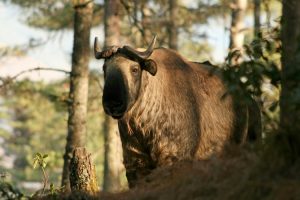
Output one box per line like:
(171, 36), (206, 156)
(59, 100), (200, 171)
(142, 59), (157, 76)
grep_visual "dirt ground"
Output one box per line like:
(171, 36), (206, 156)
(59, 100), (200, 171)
(36, 145), (300, 200)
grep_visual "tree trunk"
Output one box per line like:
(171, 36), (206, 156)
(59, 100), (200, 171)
(102, 0), (124, 192)
(69, 147), (99, 194)
(262, 0), (271, 29)
(61, 0), (93, 192)
(102, 115), (123, 192)
(168, 0), (178, 50)
(280, 0), (300, 157)
(253, 0), (260, 37)
(141, 1), (153, 45)
(104, 0), (120, 45)
(229, 0), (247, 63)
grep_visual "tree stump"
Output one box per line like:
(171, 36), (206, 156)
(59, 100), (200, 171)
(69, 147), (99, 195)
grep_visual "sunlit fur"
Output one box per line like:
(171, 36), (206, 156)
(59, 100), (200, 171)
(103, 48), (261, 187)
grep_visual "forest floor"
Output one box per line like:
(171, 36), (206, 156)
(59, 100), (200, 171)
(35, 143), (300, 200)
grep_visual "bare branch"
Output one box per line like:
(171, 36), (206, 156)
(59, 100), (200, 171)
(119, 0), (147, 41)
(0, 67), (70, 89)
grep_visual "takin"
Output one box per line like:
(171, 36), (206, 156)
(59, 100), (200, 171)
(94, 36), (261, 187)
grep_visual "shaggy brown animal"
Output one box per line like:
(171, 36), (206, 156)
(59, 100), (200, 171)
(94, 36), (261, 187)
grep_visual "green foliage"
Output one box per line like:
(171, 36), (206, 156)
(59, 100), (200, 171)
(119, 0), (218, 56)
(0, 175), (24, 200)
(33, 153), (48, 170)
(5, 0), (73, 30)
(0, 80), (67, 191)
(0, 182), (24, 200)
(49, 182), (63, 196)
(4, 0), (103, 31)
(180, 38), (212, 61)
(222, 25), (281, 134)
(4, 0), (217, 60)
(26, 2), (74, 30)
(0, 75), (105, 194)
(31, 152), (65, 197)
(32, 152), (49, 194)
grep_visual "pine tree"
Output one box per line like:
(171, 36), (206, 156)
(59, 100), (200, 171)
(61, 0), (94, 191)
(167, 0), (178, 50)
(280, 0), (300, 159)
(102, 0), (125, 192)
(229, 0), (248, 63)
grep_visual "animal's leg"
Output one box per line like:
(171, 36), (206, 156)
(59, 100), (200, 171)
(125, 166), (152, 188)
(122, 143), (155, 188)
(247, 99), (262, 142)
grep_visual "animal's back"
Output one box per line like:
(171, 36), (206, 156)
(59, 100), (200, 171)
(151, 48), (249, 159)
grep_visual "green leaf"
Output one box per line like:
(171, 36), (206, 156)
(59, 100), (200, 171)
(269, 101), (279, 112)
(36, 152), (42, 158)
(33, 159), (38, 169)
(42, 161), (47, 168)
(43, 154), (48, 158)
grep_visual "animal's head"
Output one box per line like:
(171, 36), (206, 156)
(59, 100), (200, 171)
(94, 36), (158, 119)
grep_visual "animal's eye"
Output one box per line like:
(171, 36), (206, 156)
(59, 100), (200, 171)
(131, 65), (139, 74)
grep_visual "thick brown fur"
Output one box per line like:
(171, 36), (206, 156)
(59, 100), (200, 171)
(105, 48), (261, 187)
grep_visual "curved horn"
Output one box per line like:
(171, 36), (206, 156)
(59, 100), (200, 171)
(94, 37), (120, 59)
(94, 37), (102, 59)
(121, 35), (157, 61)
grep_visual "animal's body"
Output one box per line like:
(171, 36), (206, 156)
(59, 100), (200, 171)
(94, 36), (261, 187)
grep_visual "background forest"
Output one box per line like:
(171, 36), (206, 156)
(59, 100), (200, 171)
(0, 0), (299, 199)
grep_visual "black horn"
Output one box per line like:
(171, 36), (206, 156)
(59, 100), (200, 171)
(94, 37), (119, 59)
(94, 37), (102, 59)
(120, 35), (157, 62)
(94, 35), (157, 61)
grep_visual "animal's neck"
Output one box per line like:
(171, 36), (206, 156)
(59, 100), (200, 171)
(123, 71), (164, 136)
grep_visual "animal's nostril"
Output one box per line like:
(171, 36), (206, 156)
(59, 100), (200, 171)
(103, 100), (125, 118)
(111, 101), (123, 107)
